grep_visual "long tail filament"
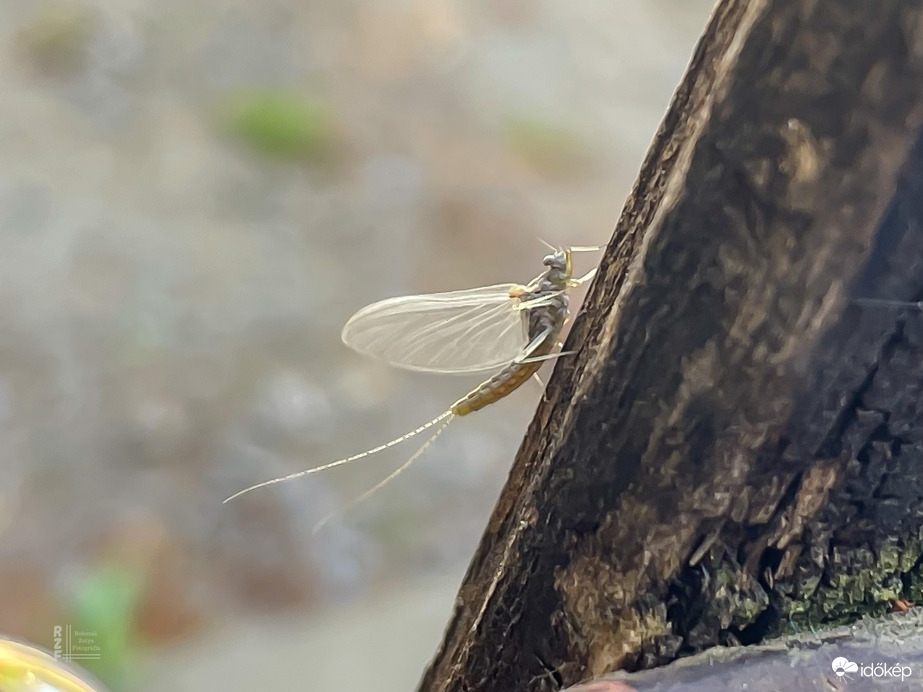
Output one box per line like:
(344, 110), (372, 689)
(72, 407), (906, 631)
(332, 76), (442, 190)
(312, 413), (456, 533)
(223, 410), (454, 503)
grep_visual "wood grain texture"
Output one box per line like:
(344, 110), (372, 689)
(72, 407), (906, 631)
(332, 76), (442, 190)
(421, 1), (923, 690)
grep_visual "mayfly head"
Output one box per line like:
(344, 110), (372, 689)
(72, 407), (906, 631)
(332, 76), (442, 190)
(542, 248), (572, 287)
(536, 239), (602, 286)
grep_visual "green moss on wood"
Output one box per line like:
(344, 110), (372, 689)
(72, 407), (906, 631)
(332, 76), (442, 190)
(771, 541), (923, 635)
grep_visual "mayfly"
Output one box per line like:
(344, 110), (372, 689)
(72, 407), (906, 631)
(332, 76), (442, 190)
(224, 242), (600, 526)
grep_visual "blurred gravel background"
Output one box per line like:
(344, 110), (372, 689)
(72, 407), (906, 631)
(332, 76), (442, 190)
(0, 1), (715, 689)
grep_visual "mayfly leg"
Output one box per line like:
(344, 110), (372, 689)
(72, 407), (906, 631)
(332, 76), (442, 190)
(222, 410), (453, 503)
(516, 291), (565, 311)
(513, 326), (555, 364)
(518, 350), (576, 365)
(531, 338), (576, 392)
(569, 266), (597, 287)
(854, 297), (923, 310)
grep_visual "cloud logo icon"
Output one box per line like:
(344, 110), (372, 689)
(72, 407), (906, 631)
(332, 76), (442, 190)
(832, 657), (859, 677)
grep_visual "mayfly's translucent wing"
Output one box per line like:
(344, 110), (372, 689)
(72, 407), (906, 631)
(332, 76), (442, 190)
(341, 284), (529, 374)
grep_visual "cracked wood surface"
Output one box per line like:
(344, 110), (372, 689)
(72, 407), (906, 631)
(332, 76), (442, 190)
(421, 1), (923, 691)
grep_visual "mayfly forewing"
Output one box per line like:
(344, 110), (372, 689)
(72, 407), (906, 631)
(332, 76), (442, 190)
(340, 283), (529, 374)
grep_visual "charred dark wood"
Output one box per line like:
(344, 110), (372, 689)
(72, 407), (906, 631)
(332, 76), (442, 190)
(421, 1), (923, 691)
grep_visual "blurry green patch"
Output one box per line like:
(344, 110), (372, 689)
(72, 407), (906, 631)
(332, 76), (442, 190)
(17, 3), (94, 78)
(220, 89), (338, 162)
(69, 563), (147, 690)
(502, 115), (593, 179)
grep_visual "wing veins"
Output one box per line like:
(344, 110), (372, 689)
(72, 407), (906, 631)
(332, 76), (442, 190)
(342, 285), (528, 372)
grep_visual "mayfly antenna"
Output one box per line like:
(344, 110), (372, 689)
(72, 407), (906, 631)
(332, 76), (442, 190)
(537, 237), (559, 252)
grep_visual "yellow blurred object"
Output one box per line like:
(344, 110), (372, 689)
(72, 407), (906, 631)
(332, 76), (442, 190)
(0, 638), (108, 692)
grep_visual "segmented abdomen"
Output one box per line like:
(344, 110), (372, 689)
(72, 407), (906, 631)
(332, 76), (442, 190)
(450, 340), (554, 416)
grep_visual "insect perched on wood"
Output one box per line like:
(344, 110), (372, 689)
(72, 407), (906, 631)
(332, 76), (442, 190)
(224, 242), (600, 528)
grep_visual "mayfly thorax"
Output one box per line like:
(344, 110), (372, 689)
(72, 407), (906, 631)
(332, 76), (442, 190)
(224, 243), (599, 528)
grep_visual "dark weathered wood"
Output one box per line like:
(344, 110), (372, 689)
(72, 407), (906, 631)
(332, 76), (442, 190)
(421, 1), (923, 690)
